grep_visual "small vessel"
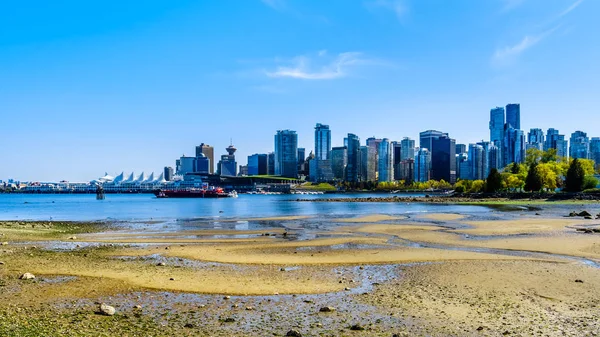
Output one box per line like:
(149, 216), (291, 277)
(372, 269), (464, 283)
(154, 186), (230, 198)
(228, 190), (239, 198)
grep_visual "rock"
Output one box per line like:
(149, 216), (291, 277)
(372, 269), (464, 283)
(134, 305), (142, 309)
(157, 262), (166, 266)
(68, 236), (76, 240)
(350, 324), (365, 331)
(477, 326), (485, 331)
(0, 261), (4, 265)
(344, 287), (351, 291)
(245, 306), (254, 311)
(184, 323), (195, 328)
(223, 296), (231, 300)
(575, 279), (584, 283)
(535, 212), (541, 216)
(578, 211), (592, 217)
(99, 303), (116, 316)
(19, 273), (35, 280)
(319, 306), (336, 312)
(280, 268), (286, 271)
(223, 317), (235, 323)
(286, 330), (302, 337)
(169, 277), (175, 281)
(585, 216), (593, 220)
(569, 212), (578, 217)
(1, 242), (8, 246)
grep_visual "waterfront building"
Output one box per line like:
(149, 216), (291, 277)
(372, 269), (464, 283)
(431, 136), (456, 183)
(414, 148), (431, 183)
(591, 138), (600, 171)
(455, 144), (467, 155)
(195, 153), (210, 174)
(359, 146), (368, 182)
(331, 146), (347, 181)
(399, 159), (414, 184)
(378, 139), (394, 182)
(488, 144), (501, 172)
(366, 137), (381, 181)
(177, 156), (196, 175)
(527, 128), (545, 151)
(195, 143), (215, 174)
(274, 130), (298, 178)
(298, 148), (306, 164)
(545, 128), (569, 158)
(238, 165), (248, 176)
(164, 167), (174, 181)
(570, 131), (590, 159)
(217, 144), (237, 176)
(345, 133), (361, 183)
(489, 107), (505, 145)
(456, 153), (469, 180)
(506, 103), (520, 129)
(503, 125), (526, 166)
(311, 123), (334, 182)
(267, 152), (275, 175)
(400, 137), (416, 161)
(248, 153), (268, 176)
(468, 144), (484, 180)
(419, 130), (448, 152)
(392, 141), (402, 180)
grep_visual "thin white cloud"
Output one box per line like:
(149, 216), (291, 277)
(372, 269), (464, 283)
(493, 26), (560, 64)
(366, 0), (408, 21)
(500, 0), (526, 12)
(558, 0), (584, 18)
(266, 52), (367, 80)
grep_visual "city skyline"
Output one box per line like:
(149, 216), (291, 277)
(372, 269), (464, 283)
(1, 0), (599, 181)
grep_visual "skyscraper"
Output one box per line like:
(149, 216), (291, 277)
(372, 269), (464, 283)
(419, 130), (448, 152)
(267, 152), (275, 175)
(468, 144), (484, 180)
(297, 148), (306, 164)
(377, 139), (393, 182)
(195, 143), (215, 174)
(527, 128), (545, 151)
(503, 125), (526, 166)
(545, 128), (568, 158)
(476, 141), (492, 178)
(331, 146), (347, 181)
(431, 136), (456, 183)
(399, 159), (414, 183)
(590, 138), (600, 171)
(217, 144), (237, 176)
(400, 137), (416, 160)
(392, 141), (402, 180)
(314, 123), (331, 160)
(455, 144), (467, 155)
(489, 107), (505, 145)
(345, 133), (361, 183)
(456, 153), (469, 180)
(274, 130), (298, 178)
(506, 103), (520, 129)
(195, 154), (210, 174)
(247, 154), (268, 176)
(570, 131), (590, 159)
(414, 148), (431, 182)
(311, 123), (334, 182)
(366, 137), (381, 182)
(163, 166), (174, 181)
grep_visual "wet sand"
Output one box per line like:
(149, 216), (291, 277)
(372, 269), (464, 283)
(1, 212), (600, 336)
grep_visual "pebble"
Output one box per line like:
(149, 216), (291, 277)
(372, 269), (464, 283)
(350, 324), (365, 331)
(286, 330), (302, 337)
(184, 323), (195, 328)
(223, 296), (231, 300)
(99, 303), (116, 316)
(157, 262), (166, 266)
(0, 261), (4, 265)
(1, 242), (8, 246)
(224, 317), (235, 323)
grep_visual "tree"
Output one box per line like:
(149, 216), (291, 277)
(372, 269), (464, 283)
(565, 158), (586, 192)
(525, 148), (542, 166)
(541, 148), (558, 163)
(469, 180), (486, 193)
(583, 176), (599, 190)
(537, 163), (558, 191)
(485, 168), (503, 193)
(524, 162), (543, 192)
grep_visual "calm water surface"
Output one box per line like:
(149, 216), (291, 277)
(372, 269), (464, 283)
(0, 193), (492, 221)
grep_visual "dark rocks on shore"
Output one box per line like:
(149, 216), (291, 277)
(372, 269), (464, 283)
(319, 306), (336, 312)
(184, 323), (195, 328)
(578, 211), (592, 217)
(350, 324), (365, 331)
(0, 261), (4, 265)
(575, 279), (584, 283)
(286, 330), (302, 337)
(223, 317), (236, 323)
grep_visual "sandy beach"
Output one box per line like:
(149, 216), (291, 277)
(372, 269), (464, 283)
(1, 211), (600, 336)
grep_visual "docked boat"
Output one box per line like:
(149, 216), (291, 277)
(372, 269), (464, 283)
(154, 186), (230, 198)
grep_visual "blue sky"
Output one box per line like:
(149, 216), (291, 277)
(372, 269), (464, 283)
(1, 0), (598, 181)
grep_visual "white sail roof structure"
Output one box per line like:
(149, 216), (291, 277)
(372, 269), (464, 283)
(113, 172), (125, 183)
(124, 172), (136, 183)
(154, 173), (167, 183)
(134, 172), (147, 183)
(98, 172), (114, 183)
(143, 173), (155, 183)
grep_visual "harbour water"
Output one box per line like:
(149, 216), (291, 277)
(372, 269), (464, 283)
(0, 193), (494, 221)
